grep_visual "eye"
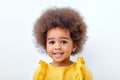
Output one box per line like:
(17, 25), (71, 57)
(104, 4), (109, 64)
(61, 40), (68, 44)
(48, 41), (55, 44)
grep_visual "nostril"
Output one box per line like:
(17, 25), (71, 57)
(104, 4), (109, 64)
(54, 46), (61, 50)
(54, 47), (61, 50)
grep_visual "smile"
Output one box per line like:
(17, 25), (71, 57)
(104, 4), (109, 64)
(53, 53), (64, 58)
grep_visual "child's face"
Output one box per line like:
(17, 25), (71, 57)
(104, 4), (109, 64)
(46, 27), (76, 63)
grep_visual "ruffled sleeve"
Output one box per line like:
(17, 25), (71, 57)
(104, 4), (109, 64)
(74, 57), (93, 80)
(33, 60), (47, 80)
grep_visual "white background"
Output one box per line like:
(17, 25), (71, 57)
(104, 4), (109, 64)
(0, 0), (120, 80)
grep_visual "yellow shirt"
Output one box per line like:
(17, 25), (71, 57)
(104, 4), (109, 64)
(33, 57), (93, 80)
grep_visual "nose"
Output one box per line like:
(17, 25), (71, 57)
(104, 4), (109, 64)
(54, 43), (61, 50)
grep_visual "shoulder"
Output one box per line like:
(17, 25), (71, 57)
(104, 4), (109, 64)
(33, 60), (48, 80)
(75, 57), (93, 80)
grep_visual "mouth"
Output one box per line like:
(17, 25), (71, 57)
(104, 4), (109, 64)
(53, 52), (64, 58)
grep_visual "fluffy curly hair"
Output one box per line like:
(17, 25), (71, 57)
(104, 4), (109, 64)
(33, 7), (87, 55)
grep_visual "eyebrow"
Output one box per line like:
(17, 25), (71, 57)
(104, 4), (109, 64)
(47, 37), (69, 40)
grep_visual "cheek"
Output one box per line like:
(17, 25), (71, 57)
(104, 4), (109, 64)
(64, 45), (73, 53)
(46, 45), (53, 53)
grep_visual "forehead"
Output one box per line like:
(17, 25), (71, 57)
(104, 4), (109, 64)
(47, 27), (71, 39)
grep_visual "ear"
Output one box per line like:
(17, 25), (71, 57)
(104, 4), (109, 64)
(72, 43), (77, 52)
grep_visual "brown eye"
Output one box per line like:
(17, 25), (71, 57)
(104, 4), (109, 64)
(61, 40), (68, 44)
(49, 41), (55, 44)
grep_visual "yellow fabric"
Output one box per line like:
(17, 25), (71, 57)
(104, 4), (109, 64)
(33, 57), (93, 80)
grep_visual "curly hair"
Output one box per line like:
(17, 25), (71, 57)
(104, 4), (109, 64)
(33, 7), (87, 55)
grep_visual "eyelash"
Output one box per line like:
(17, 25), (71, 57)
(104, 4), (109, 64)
(48, 41), (55, 44)
(48, 40), (68, 44)
(61, 40), (68, 44)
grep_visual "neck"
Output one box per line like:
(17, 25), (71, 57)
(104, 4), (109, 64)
(51, 60), (73, 67)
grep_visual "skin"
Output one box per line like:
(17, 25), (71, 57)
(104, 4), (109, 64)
(46, 27), (77, 67)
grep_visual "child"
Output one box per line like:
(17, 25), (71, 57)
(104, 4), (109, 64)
(33, 7), (93, 80)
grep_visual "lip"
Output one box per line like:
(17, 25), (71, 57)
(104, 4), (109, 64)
(53, 52), (64, 58)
